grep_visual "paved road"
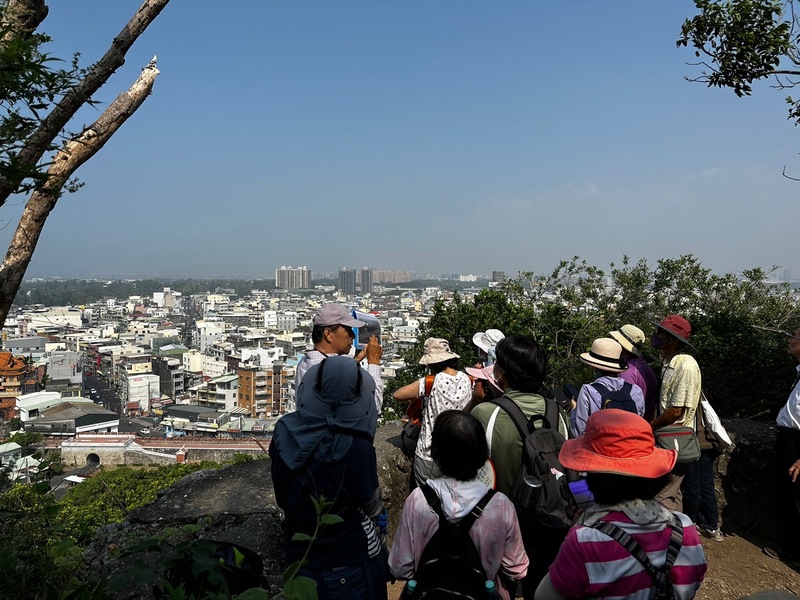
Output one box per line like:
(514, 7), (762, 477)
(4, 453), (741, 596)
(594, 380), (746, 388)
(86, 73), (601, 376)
(83, 374), (122, 414)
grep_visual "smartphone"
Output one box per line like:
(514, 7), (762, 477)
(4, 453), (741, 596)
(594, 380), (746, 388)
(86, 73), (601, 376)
(568, 479), (594, 509)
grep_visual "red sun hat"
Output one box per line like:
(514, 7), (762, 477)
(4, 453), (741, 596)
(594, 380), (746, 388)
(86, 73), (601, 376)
(653, 314), (693, 346)
(559, 409), (677, 478)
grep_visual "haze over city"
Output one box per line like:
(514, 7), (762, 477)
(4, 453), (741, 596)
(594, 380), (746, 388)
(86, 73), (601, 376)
(2, 1), (798, 279)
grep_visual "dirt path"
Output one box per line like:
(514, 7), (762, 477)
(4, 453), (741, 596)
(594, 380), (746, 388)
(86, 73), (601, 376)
(386, 535), (800, 599)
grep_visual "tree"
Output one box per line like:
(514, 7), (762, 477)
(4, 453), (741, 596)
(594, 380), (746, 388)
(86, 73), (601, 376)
(677, 0), (800, 124)
(392, 255), (798, 418)
(0, 0), (170, 330)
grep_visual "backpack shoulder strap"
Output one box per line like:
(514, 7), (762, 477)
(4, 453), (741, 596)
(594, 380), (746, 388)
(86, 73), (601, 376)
(590, 382), (609, 396)
(542, 396), (557, 431)
(424, 374), (435, 397)
(592, 520), (660, 577)
(458, 489), (497, 530)
(420, 484), (496, 531)
(592, 514), (684, 589)
(488, 395), (530, 440)
(421, 482), (447, 525)
(621, 382), (633, 394)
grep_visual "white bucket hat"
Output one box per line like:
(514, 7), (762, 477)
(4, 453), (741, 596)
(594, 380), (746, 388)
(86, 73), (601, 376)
(472, 329), (505, 353)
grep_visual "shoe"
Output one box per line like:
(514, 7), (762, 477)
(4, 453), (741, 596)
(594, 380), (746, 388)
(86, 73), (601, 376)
(763, 546), (800, 561)
(698, 527), (724, 542)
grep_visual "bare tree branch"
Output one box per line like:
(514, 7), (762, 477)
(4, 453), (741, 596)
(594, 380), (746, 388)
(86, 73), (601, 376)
(0, 0), (169, 207)
(0, 58), (160, 327)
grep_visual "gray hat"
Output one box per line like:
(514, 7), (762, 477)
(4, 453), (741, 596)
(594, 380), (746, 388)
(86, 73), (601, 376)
(609, 324), (646, 356)
(419, 338), (460, 366)
(313, 303), (366, 328)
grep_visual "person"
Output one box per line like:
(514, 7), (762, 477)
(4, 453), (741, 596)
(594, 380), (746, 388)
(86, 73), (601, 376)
(389, 410), (529, 600)
(471, 335), (569, 596)
(765, 326), (800, 561)
(473, 328), (505, 366)
(394, 337), (472, 486)
(610, 324), (659, 421)
(535, 409), (707, 600)
(571, 337), (645, 438)
(269, 355), (387, 599)
(293, 302), (383, 411)
(649, 314), (703, 513)
(463, 364), (503, 413)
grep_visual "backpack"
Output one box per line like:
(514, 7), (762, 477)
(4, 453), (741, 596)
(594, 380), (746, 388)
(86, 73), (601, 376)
(590, 381), (637, 414)
(400, 375), (435, 459)
(488, 396), (578, 531)
(409, 483), (496, 600)
(590, 514), (684, 600)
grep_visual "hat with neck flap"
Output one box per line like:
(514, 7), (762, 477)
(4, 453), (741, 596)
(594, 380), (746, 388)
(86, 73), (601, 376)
(272, 355), (377, 470)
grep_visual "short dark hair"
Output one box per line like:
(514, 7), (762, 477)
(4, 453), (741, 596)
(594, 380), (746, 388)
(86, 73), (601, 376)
(494, 335), (547, 393)
(428, 357), (459, 374)
(431, 410), (488, 481)
(312, 323), (344, 345)
(586, 472), (669, 504)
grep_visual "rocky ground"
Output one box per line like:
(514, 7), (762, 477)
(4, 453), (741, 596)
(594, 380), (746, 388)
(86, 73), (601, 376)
(83, 420), (799, 599)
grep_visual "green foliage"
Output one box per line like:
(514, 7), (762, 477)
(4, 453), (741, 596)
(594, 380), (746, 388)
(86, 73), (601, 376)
(58, 463), (213, 544)
(677, 0), (800, 122)
(0, 18), (89, 195)
(9, 430), (41, 452)
(107, 524), (273, 600)
(0, 482), (87, 599)
(393, 255), (797, 418)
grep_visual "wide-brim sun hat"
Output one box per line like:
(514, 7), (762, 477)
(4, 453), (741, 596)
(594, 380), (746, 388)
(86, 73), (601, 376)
(419, 337), (460, 365)
(651, 314), (693, 347)
(559, 409), (677, 478)
(609, 324), (646, 356)
(465, 365), (503, 392)
(472, 329), (505, 353)
(579, 337), (627, 373)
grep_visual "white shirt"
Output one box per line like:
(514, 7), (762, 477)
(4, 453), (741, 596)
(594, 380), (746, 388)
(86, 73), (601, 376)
(776, 365), (800, 429)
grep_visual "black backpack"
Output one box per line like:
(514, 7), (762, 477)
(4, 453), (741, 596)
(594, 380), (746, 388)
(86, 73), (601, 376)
(590, 381), (637, 414)
(488, 396), (578, 532)
(409, 483), (496, 600)
(591, 514), (684, 600)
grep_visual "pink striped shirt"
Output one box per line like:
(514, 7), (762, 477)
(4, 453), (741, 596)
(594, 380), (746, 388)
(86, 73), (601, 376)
(549, 511), (707, 599)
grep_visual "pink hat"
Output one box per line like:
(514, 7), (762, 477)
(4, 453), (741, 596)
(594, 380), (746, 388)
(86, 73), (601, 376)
(465, 365), (502, 392)
(559, 409), (677, 478)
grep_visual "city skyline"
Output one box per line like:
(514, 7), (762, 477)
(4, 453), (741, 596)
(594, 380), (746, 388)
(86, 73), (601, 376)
(2, 2), (799, 279)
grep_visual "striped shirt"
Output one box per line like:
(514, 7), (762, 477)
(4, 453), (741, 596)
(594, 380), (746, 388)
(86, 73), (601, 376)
(549, 511), (707, 599)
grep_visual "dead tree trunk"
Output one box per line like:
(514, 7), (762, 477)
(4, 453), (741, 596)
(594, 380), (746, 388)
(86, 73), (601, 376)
(0, 58), (160, 328)
(0, 0), (170, 207)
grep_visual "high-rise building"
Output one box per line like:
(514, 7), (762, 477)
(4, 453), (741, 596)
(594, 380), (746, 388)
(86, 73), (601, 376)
(339, 267), (357, 296)
(361, 267), (373, 295)
(275, 266), (311, 290)
(492, 271), (506, 283)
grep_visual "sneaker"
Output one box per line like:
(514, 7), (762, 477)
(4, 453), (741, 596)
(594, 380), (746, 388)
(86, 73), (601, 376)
(699, 527), (724, 542)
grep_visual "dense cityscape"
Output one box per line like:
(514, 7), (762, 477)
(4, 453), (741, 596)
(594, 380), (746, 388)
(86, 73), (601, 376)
(0, 266), (512, 481)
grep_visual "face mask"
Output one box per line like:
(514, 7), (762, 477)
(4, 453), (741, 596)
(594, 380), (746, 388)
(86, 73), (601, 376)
(651, 334), (664, 349)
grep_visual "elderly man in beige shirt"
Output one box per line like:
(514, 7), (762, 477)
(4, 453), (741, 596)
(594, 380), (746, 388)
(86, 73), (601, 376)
(650, 315), (702, 513)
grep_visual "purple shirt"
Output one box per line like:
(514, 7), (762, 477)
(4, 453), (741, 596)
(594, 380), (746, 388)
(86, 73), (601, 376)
(619, 355), (658, 421)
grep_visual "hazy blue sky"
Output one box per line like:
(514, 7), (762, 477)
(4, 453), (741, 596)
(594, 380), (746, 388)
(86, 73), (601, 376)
(4, 1), (799, 280)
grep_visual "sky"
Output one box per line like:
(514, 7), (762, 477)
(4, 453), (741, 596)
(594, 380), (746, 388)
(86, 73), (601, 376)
(3, 1), (800, 280)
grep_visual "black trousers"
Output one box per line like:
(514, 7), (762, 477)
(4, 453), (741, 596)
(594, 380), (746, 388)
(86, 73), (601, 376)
(775, 426), (800, 554)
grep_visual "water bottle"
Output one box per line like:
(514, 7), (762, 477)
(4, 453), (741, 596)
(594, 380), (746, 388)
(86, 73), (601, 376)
(516, 474), (542, 509)
(403, 579), (417, 598)
(485, 579), (501, 599)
